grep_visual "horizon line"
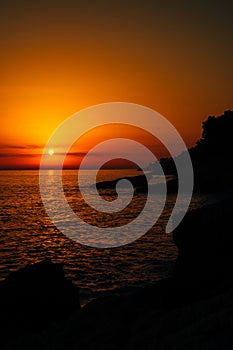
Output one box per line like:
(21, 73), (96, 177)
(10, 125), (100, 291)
(0, 167), (141, 171)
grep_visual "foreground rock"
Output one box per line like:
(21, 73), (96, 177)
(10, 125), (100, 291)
(3, 274), (233, 350)
(0, 259), (80, 346)
(173, 195), (233, 283)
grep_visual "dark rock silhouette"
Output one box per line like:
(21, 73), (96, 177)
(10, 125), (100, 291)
(0, 259), (80, 346)
(96, 111), (233, 194)
(95, 173), (151, 194)
(152, 110), (233, 193)
(173, 195), (233, 283)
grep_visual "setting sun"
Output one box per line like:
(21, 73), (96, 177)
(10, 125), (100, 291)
(48, 149), (54, 156)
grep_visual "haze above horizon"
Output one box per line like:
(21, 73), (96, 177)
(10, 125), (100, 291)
(1, 0), (233, 169)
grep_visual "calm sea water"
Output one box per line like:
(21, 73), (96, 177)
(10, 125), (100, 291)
(0, 170), (217, 305)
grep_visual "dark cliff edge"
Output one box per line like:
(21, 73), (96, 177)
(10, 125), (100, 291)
(173, 196), (233, 282)
(153, 110), (233, 194)
(93, 111), (233, 196)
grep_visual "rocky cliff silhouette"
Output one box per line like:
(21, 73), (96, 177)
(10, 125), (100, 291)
(147, 110), (233, 193)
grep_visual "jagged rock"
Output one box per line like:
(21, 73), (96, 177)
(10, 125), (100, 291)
(0, 259), (80, 344)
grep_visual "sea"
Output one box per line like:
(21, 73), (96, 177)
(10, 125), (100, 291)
(0, 169), (221, 305)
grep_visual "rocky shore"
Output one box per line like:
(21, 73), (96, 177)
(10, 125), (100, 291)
(1, 193), (233, 350)
(95, 173), (151, 194)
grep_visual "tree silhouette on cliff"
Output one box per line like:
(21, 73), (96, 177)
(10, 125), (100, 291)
(190, 110), (233, 161)
(150, 110), (233, 191)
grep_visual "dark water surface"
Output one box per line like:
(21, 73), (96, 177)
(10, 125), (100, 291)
(0, 170), (217, 305)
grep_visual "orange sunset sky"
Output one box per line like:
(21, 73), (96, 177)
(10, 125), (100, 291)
(1, 0), (233, 169)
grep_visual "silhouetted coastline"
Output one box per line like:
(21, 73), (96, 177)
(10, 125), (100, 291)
(96, 110), (233, 195)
